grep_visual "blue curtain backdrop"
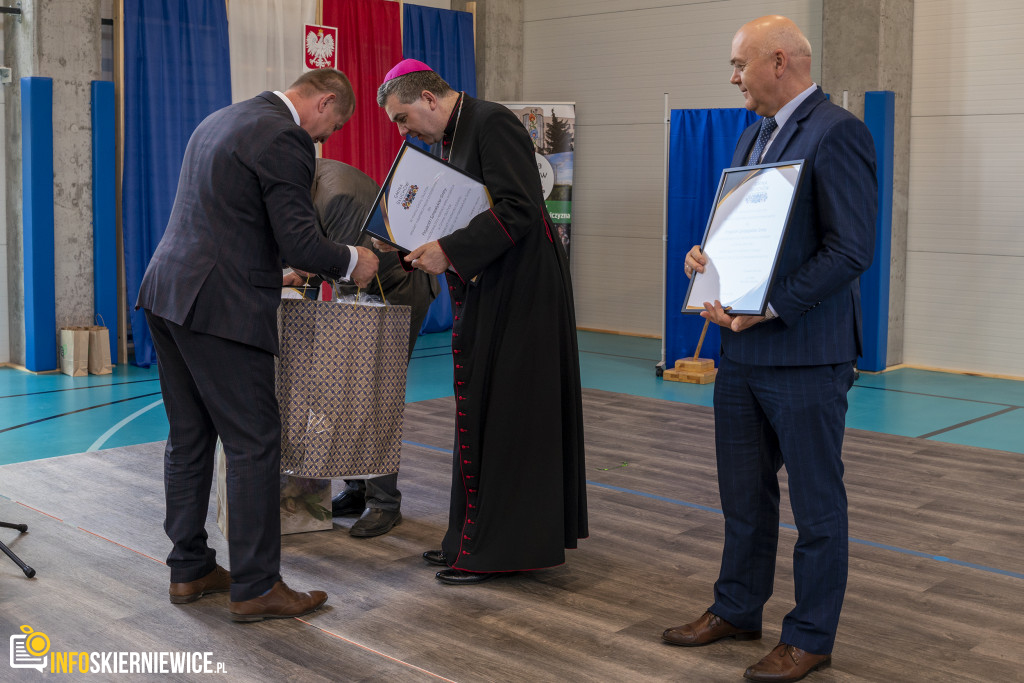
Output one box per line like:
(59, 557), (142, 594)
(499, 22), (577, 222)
(122, 0), (231, 366)
(403, 4), (477, 334)
(665, 108), (758, 367)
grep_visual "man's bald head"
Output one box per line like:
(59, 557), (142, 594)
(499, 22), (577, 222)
(729, 16), (814, 116)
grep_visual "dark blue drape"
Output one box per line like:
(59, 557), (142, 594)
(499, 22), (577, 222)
(666, 108), (758, 366)
(403, 4), (476, 334)
(122, 0), (230, 366)
(403, 4), (476, 97)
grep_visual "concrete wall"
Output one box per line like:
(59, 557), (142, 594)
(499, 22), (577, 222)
(452, 0), (523, 101)
(3, 0), (103, 366)
(820, 0), (913, 365)
(0, 29), (8, 364)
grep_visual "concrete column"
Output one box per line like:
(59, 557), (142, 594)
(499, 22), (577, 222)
(4, 0), (103, 366)
(452, 0), (523, 101)
(820, 0), (913, 366)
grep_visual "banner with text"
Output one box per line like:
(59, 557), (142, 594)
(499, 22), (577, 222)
(500, 102), (575, 256)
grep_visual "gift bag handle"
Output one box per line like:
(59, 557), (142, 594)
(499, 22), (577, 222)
(356, 272), (389, 306)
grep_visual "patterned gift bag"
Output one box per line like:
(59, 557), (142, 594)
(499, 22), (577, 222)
(277, 299), (410, 478)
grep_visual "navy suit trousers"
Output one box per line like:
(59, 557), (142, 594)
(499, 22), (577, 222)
(146, 311), (282, 601)
(710, 356), (855, 654)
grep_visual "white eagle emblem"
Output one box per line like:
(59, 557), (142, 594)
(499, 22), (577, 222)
(305, 29), (335, 69)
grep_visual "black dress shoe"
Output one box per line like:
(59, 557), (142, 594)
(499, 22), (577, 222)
(422, 549), (449, 566)
(331, 490), (365, 517)
(349, 508), (402, 538)
(435, 568), (502, 585)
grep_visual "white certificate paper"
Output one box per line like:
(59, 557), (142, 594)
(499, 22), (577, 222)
(361, 142), (493, 252)
(683, 161), (803, 315)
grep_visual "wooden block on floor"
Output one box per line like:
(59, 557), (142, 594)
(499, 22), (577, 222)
(663, 367), (717, 384)
(674, 357), (715, 372)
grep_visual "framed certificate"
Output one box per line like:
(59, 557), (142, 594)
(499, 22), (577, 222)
(682, 160), (804, 316)
(360, 141), (493, 252)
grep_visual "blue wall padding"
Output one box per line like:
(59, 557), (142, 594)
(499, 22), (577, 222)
(92, 80), (118, 360)
(21, 77), (57, 372)
(861, 91), (895, 371)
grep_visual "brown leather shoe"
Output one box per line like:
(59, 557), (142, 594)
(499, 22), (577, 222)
(169, 565), (231, 604)
(662, 610), (762, 646)
(229, 581), (327, 623)
(743, 643), (831, 682)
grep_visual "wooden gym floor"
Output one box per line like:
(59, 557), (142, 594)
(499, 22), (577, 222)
(1, 383), (1022, 682)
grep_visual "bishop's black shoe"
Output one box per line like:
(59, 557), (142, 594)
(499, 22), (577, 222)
(435, 568), (503, 585)
(422, 549), (449, 566)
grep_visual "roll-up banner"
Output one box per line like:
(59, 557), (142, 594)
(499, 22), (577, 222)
(499, 102), (576, 256)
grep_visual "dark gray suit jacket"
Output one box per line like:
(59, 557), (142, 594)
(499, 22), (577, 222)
(311, 159), (438, 355)
(722, 88), (877, 366)
(137, 92), (352, 355)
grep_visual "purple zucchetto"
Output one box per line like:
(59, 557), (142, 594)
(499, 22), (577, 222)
(383, 58), (434, 83)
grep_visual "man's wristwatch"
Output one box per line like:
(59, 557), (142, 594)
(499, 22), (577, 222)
(763, 308), (777, 321)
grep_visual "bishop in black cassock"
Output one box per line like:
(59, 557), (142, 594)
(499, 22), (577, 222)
(377, 59), (588, 584)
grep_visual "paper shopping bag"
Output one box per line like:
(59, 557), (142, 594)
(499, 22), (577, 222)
(277, 298), (410, 478)
(59, 327), (90, 377)
(87, 326), (113, 375)
(214, 439), (333, 536)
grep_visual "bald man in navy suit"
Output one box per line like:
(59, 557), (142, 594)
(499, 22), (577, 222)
(662, 16), (876, 682)
(138, 69), (379, 622)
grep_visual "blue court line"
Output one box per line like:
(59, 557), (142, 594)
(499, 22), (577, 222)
(403, 440), (449, 453)
(403, 440), (1024, 582)
(586, 480), (1024, 581)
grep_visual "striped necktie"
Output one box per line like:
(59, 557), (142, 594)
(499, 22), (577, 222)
(747, 116), (778, 165)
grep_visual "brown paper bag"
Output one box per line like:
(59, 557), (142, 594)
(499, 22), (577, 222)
(87, 326), (113, 375)
(59, 327), (90, 377)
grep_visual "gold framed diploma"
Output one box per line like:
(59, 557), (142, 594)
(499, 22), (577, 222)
(682, 160), (805, 316)
(360, 142), (493, 252)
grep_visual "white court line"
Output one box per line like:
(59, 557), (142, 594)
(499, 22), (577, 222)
(87, 399), (164, 452)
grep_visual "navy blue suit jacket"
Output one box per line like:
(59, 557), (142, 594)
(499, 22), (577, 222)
(137, 92), (352, 355)
(721, 88), (876, 366)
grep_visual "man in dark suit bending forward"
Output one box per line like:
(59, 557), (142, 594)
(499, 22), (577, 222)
(661, 16), (877, 683)
(137, 69), (378, 622)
